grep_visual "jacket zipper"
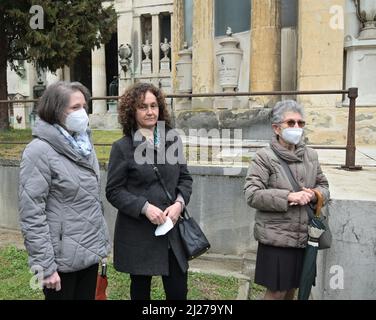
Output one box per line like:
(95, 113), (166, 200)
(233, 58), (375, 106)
(59, 221), (64, 255)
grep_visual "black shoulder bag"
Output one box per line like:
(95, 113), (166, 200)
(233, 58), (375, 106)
(271, 150), (332, 250)
(152, 165), (211, 260)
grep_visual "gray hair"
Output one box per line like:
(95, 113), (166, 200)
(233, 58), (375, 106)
(271, 100), (304, 124)
(37, 81), (91, 125)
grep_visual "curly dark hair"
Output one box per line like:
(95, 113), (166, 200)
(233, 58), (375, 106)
(118, 82), (171, 136)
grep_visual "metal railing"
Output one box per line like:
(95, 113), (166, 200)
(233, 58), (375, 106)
(0, 88), (361, 170)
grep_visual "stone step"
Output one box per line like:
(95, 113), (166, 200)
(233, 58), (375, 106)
(188, 252), (256, 280)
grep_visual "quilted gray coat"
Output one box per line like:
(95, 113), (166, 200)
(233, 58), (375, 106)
(244, 137), (330, 248)
(19, 120), (111, 278)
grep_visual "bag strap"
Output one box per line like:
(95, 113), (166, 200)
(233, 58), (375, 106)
(152, 165), (174, 202)
(152, 165), (190, 219)
(271, 150), (301, 192)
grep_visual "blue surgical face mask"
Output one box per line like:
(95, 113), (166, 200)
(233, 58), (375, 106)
(281, 127), (303, 145)
(64, 108), (89, 133)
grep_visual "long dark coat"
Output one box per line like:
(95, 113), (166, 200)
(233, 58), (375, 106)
(106, 128), (193, 275)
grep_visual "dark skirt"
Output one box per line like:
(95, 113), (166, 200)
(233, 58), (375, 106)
(254, 242), (305, 292)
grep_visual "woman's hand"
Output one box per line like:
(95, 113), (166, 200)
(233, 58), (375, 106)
(288, 190), (314, 206)
(43, 271), (61, 291)
(145, 204), (167, 225)
(302, 187), (317, 203)
(163, 202), (183, 225)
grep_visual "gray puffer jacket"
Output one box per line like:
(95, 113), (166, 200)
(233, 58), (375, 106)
(19, 120), (111, 278)
(244, 137), (330, 248)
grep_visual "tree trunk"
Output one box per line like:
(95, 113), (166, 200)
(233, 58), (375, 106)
(0, 12), (9, 131)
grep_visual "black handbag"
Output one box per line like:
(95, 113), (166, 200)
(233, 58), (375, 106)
(178, 209), (211, 260)
(271, 150), (332, 250)
(152, 166), (211, 260)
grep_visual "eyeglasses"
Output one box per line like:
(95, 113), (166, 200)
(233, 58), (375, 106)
(137, 105), (158, 112)
(280, 119), (306, 128)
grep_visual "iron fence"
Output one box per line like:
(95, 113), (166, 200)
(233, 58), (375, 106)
(0, 88), (361, 170)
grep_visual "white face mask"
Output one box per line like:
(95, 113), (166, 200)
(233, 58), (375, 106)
(64, 108), (89, 133)
(281, 127), (303, 145)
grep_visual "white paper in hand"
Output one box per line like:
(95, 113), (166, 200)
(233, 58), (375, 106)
(155, 217), (173, 236)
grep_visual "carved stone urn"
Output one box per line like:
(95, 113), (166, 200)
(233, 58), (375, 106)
(216, 27), (243, 93)
(354, 0), (376, 39)
(214, 27), (243, 109)
(142, 39), (152, 60)
(142, 39), (152, 74)
(160, 38), (171, 58)
(160, 38), (171, 73)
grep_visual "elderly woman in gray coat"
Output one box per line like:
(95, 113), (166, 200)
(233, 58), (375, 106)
(19, 81), (110, 300)
(244, 100), (330, 300)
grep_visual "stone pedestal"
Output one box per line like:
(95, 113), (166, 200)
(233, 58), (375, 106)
(214, 97), (240, 110)
(174, 98), (191, 111)
(159, 77), (172, 94)
(175, 44), (192, 110)
(91, 44), (107, 114)
(141, 59), (152, 75)
(89, 113), (121, 130)
(107, 101), (118, 113)
(176, 45), (192, 92)
(344, 35), (376, 107)
(160, 57), (170, 73)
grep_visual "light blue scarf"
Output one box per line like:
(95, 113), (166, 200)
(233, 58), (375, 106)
(154, 126), (160, 148)
(54, 124), (93, 158)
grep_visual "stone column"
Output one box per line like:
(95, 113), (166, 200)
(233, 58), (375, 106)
(192, 0), (214, 109)
(27, 63), (38, 99)
(249, 0), (281, 107)
(134, 14), (142, 76)
(91, 44), (107, 114)
(46, 68), (62, 85)
(117, 0), (133, 94)
(152, 13), (160, 75)
(171, 1), (185, 92)
(281, 28), (297, 100)
(63, 66), (70, 82)
(297, 0), (345, 107)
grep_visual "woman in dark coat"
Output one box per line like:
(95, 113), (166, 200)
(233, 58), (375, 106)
(106, 82), (193, 300)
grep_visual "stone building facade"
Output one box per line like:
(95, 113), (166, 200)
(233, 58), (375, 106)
(7, 0), (376, 144)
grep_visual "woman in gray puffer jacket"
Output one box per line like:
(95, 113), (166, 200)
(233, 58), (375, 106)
(244, 100), (330, 300)
(19, 81), (110, 300)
